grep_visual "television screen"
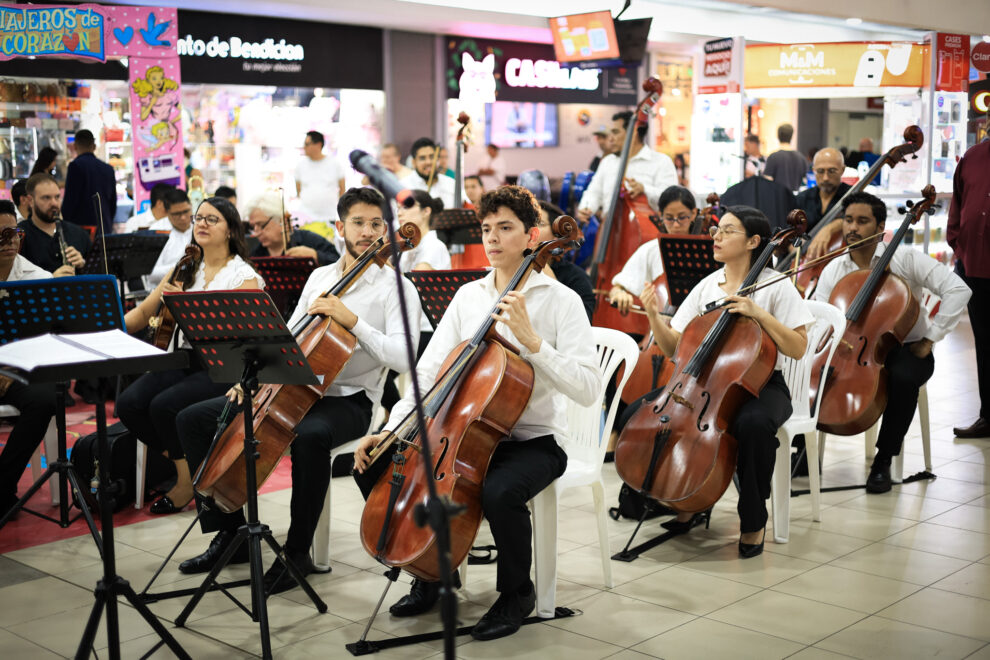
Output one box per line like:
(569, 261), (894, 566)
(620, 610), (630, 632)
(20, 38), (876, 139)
(615, 18), (652, 64)
(549, 11), (620, 64)
(485, 102), (559, 148)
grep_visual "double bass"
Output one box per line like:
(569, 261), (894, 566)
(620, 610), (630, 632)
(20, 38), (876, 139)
(147, 244), (202, 350)
(195, 224), (421, 512)
(590, 77), (664, 336)
(452, 112), (472, 208)
(614, 213), (806, 513)
(786, 125), (923, 298)
(815, 186), (937, 436)
(359, 217), (581, 580)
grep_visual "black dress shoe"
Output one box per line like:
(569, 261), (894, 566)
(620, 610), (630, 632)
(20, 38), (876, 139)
(178, 530), (249, 574)
(148, 494), (192, 515)
(263, 550), (318, 595)
(738, 528), (766, 559)
(471, 582), (536, 641)
(389, 571), (461, 617)
(660, 509), (712, 534)
(866, 463), (893, 494)
(953, 418), (990, 439)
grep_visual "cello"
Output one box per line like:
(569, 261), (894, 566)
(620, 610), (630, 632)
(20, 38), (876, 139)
(452, 112), (472, 208)
(195, 223), (421, 513)
(815, 186), (937, 436)
(589, 77), (664, 336)
(614, 212), (806, 513)
(147, 244), (202, 350)
(786, 126), (923, 297)
(358, 217), (581, 580)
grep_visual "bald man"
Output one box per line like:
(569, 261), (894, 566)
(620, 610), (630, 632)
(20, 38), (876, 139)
(797, 148), (852, 256)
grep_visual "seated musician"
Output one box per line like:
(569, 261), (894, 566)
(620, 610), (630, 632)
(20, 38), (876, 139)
(17, 173), (90, 274)
(246, 190), (340, 266)
(174, 187), (420, 592)
(536, 200), (595, 321)
(399, 138), (462, 209)
(607, 185), (701, 316)
(117, 197), (262, 515)
(575, 111), (678, 226)
(353, 185), (601, 641)
(396, 191), (452, 273)
(0, 201), (73, 517)
(146, 188), (193, 288)
(640, 206), (813, 557)
(464, 175), (484, 208)
(812, 191), (970, 493)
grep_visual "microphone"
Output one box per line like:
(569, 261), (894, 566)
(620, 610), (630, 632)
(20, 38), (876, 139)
(349, 149), (416, 208)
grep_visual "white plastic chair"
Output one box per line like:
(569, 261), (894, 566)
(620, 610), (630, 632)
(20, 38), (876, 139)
(769, 301), (845, 543)
(459, 327), (639, 617)
(0, 405), (59, 506)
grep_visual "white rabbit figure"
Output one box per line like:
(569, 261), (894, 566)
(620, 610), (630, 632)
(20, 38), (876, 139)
(459, 52), (497, 103)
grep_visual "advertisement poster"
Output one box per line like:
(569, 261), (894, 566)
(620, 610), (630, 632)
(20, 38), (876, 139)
(0, 3), (107, 61)
(935, 33), (970, 93)
(745, 42), (927, 89)
(129, 56), (184, 202)
(696, 37), (743, 95)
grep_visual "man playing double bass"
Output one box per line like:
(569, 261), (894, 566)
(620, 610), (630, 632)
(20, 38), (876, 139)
(353, 186), (601, 641)
(175, 188), (421, 592)
(812, 191), (970, 492)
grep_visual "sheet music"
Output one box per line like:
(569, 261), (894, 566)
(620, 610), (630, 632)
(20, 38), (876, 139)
(0, 330), (166, 371)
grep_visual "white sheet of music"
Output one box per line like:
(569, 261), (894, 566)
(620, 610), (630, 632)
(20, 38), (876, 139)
(0, 330), (166, 371)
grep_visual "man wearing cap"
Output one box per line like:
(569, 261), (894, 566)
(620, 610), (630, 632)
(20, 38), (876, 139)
(589, 126), (610, 172)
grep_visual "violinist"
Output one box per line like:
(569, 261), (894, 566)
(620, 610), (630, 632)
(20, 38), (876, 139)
(537, 200), (595, 321)
(643, 206), (813, 556)
(793, 148), (851, 235)
(245, 190), (340, 266)
(607, 186), (699, 316)
(175, 188), (420, 592)
(353, 186), (600, 641)
(575, 111), (677, 225)
(812, 192), (971, 493)
(117, 197), (262, 515)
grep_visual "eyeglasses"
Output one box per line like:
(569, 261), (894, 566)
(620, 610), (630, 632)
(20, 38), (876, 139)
(663, 213), (695, 224)
(346, 219), (385, 232)
(193, 214), (224, 226)
(168, 208), (192, 219)
(250, 217), (275, 234)
(0, 227), (25, 246)
(709, 225), (745, 238)
(814, 168), (841, 177)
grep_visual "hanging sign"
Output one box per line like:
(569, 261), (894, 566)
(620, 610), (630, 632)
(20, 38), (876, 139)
(745, 42), (926, 89)
(0, 4), (107, 61)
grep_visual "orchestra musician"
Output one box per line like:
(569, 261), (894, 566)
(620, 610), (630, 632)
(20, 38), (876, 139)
(399, 137), (463, 209)
(146, 188), (193, 288)
(812, 192), (971, 493)
(395, 190), (452, 273)
(174, 188), (420, 593)
(245, 190), (340, 266)
(464, 175), (484, 208)
(536, 200), (595, 321)
(353, 186), (600, 641)
(639, 206), (813, 557)
(116, 197), (262, 515)
(16, 173), (90, 274)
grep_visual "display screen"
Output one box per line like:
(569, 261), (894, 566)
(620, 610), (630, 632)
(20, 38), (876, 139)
(485, 102), (559, 148)
(549, 11), (620, 63)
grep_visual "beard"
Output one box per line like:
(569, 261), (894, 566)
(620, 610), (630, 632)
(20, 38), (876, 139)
(345, 237), (372, 260)
(33, 205), (58, 224)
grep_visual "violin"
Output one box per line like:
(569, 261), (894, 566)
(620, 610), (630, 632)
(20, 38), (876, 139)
(147, 244), (201, 350)
(195, 224), (421, 512)
(358, 217), (581, 580)
(589, 77), (664, 336)
(452, 112), (471, 208)
(787, 126), (923, 298)
(614, 211), (806, 513)
(815, 186), (937, 436)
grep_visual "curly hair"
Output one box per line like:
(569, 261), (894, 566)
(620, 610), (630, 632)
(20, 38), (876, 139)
(477, 185), (540, 230)
(131, 66), (178, 97)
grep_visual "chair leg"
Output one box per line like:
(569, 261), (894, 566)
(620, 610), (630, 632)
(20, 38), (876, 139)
(134, 440), (147, 510)
(807, 432), (822, 522)
(918, 385), (932, 471)
(311, 480), (332, 572)
(864, 422), (878, 462)
(459, 558), (469, 591)
(771, 430), (791, 544)
(590, 480), (613, 588)
(43, 418), (58, 505)
(530, 488), (557, 619)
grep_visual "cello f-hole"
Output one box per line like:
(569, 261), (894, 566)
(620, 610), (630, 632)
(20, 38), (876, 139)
(433, 437), (449, 481)
(696, 391), (711, 432)
(856, 336), (870, 367)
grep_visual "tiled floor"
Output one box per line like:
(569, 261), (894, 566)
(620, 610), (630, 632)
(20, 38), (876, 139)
(1, 316), (987, 659)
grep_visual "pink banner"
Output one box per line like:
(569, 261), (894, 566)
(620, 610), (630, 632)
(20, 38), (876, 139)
(104, 5), (176, 59)
(128, 56), (184, 209)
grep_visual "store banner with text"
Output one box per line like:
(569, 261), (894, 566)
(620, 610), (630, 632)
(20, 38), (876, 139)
(696, 37), (743, 95)
(745, 42), (927, 89)
(128, 56), (184, 207)
(935, 33), (970, 92)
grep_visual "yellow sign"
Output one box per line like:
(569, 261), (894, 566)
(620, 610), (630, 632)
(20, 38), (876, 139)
(745, 42), (927, 89)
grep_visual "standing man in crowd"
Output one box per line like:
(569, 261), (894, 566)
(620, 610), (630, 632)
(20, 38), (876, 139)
(589, 126), (610, 172)
(477, 143), (506, 191)
(744, 134), (766, 178)
(61, 129), (116, 232)
(11, 180), (30, 222)
(764, 123), (808, 192)
(794, 148), (850, 232)
(295, 130), (346, 222)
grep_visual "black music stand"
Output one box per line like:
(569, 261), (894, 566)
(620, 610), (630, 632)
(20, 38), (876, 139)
(249, 255), (318, 319)
(408, 269), (488, 330)
(80, 232), (169, 300)
(434, 209), (481, 246)
(0, 275), (124, 540)
(162, 289), (327, 660)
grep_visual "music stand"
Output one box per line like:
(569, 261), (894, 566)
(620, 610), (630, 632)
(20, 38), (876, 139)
(0, 275), (124, 540)
(79, 232), (169, 301)
(657, 234), (719, 308)
(249, 256), (317, 319)
(162, 289), (327, 660)
(433, 209), (481, 246)
(408, 269), (488, 330)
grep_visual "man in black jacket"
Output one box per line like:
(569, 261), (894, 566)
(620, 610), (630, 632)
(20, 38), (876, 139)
(18, 173), (91, 273)
(794, 148), (851, 232)
(61, 129), (116, 232)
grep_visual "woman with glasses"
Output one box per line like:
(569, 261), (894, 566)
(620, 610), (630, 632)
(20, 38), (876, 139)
(118, 197), (264, 515)
(395, 190), (451, 273)
(245, 190), (340, 266)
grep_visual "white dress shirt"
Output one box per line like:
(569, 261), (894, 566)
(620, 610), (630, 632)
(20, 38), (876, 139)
(812, 243), (971, 343)
(147, 225), (193, 287)
(671, 267), (815, 371)
(612, 239), (663, 294)
(5, 254), (53, 281)
(478, 153), (506, 190)
(398, 229), (452, 333)
(286, 261), (421, 405)
(123, 208), (164, 233)
(399, 171), (463, 209)
(578, 146), (678, 214)
(384, 270), (601, 443)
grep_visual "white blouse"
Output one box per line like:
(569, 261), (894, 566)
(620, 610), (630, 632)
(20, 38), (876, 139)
(398, 229), (451, 333)
(177, 255), (264, 349)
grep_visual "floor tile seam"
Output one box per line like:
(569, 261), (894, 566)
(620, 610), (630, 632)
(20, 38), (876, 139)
(126, 627), (257, 658)
(766, 578), (924, 616)
(695, 611), (823, 648)
(599, 575), (767, 619)
(962, 642), (990, 659)
(828, 495), (970, 519)
(786, 515), (921, 543)
(787, 644), (859, 659)
(871, 611), (990, 643)
(0, 624), (73, 657)
(919, 517), (990, 536)
(778, 607), (873, 650)
(823, 549), (975, 587)
(925, 583), (990, 603)
(674, 556), (821, 589)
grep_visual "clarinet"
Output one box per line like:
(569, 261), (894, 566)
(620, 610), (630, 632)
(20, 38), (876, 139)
(53, 212), (73, 269)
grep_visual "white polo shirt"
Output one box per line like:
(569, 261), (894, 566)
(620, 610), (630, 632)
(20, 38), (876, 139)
(578, 146), (678, 214)
(612, 239), (663, 295)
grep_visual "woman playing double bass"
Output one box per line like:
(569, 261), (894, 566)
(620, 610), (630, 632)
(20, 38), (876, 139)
(630, 207), (813, 556)
(353, 186), (600, 641)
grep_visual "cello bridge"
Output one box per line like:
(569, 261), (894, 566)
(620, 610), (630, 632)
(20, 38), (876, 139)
(670, 393), (694, 410)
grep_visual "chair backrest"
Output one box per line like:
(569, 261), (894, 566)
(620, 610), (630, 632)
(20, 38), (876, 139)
(779, 301), (846, 419)
(367, 367), (392, 435)
(561, 327), (639, 466)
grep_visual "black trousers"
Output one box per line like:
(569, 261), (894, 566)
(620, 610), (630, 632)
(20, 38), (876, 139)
(0, 381), (56, 500)
(116, 358), (231, 460)
(354, 434), (567, 594)
(874, 343), (935, 458)
(178, 391), (372, 553)
(958, 264), (988, 419)
(616, 371), (791, 534)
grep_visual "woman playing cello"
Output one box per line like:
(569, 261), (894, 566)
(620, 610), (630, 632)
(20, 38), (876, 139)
(629, 206), (813, 556)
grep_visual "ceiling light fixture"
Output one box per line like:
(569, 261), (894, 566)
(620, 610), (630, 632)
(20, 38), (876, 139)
(846, 17), (863, 26)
